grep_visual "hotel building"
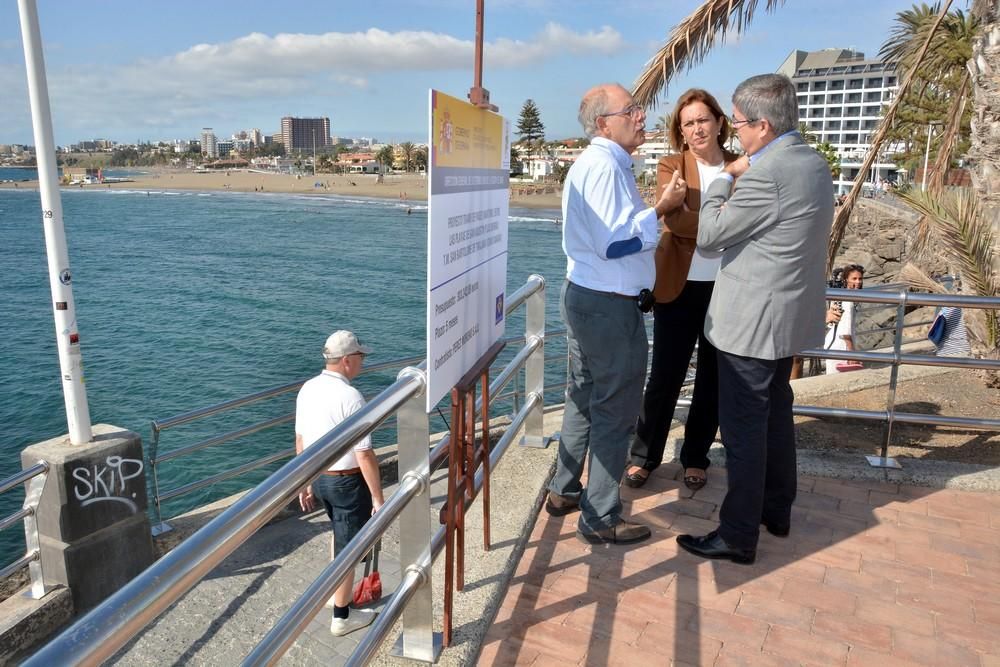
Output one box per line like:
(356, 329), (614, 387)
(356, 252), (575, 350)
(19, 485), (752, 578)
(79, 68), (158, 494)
(280, 117), (331, 153)
(777, 48), (901, 193)
(201, 128), (218, 159)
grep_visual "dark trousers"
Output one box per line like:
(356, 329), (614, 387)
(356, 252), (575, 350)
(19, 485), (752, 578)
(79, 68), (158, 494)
(716, 352), (797, 551)
(551, 281), (648, 531)
(630, 280), (719, 472)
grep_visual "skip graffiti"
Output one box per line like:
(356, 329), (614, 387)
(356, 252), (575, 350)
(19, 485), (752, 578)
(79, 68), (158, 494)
(72, 456), (144, 512)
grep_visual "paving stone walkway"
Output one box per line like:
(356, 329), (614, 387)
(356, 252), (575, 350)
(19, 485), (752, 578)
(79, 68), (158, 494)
(480, 464), (1000, 667)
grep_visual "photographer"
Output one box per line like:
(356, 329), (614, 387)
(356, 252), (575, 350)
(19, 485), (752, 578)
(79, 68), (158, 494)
(824, 264), (864, 374)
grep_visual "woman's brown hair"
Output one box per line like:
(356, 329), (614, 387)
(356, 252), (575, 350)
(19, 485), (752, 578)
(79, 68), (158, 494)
(668, 88), (731, 152)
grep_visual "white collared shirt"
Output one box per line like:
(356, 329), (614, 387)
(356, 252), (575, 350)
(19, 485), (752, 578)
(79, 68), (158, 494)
(561, 137), (659, 295)
(295, 370), (372, 472)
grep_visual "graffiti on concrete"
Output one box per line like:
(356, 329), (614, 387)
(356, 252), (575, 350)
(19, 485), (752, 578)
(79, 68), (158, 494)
(72, 456), (144, 512)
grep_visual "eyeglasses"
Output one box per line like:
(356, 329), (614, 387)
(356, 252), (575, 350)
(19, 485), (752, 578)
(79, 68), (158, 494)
(349, 352), (367, 360)
(600, 104), (644, 120)
(730, 116), (759, 129)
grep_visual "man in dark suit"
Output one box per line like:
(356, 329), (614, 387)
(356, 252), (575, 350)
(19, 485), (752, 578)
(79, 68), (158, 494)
(676, 74), (834, 563)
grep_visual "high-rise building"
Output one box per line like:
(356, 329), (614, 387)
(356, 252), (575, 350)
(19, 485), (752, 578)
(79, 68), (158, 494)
(249, 128), (263, 147)
(777, 48), (901, 193)
(201, 128), (218, 159)
(280, 117), (331, 152)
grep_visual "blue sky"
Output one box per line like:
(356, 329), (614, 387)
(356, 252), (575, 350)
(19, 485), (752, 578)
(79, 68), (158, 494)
(0, 0), (910, 146)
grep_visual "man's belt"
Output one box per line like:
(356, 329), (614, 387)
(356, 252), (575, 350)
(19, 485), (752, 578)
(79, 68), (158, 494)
(323, 467), (362, 476)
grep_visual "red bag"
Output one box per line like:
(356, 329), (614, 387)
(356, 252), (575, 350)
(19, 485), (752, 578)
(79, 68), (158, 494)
(835, 361), (864, 372)
(353, 540), (382, 605)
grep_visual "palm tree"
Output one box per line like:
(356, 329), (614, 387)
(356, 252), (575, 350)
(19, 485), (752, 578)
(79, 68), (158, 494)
(880, 3), (977, 192)
(399, 141), (416, 172)
(969, 0), (999, 266)
(376, 145), (395, 174)
(630, 0), (981, 274)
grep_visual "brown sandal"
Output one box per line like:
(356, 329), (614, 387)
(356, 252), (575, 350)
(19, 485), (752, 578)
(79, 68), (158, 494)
(623, 467), (650, 488)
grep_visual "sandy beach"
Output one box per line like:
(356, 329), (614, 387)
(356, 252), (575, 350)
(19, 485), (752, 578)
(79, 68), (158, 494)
(0, 169), (563, 210)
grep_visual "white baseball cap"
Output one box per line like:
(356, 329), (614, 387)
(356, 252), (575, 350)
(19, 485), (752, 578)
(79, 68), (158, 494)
(322, 330), (372, 359)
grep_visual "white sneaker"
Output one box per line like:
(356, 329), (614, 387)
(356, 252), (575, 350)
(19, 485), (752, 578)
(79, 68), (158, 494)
(330, 608), (377, 637)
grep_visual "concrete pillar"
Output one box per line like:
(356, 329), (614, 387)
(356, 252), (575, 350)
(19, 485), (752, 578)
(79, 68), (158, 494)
(20, 424), (154, 611)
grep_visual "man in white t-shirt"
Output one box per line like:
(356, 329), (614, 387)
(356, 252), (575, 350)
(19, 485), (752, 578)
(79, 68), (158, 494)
(296, 330), (384, 637)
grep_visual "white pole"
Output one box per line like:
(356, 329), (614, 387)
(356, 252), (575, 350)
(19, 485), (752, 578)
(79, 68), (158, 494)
(17, 0), (93, 445)
(921, 121), (932, 191)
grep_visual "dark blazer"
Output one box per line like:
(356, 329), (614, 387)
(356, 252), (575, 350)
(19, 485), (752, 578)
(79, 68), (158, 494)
(653, 148), (740, 303)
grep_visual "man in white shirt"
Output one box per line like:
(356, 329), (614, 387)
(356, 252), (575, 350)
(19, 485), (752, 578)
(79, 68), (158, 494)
(546, 83), (683, 545)
(296, 330), (384, 636)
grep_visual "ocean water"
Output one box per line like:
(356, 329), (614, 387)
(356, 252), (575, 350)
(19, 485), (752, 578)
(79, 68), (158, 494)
(0, 188), (568, 562)
(0, 167), (38, 181)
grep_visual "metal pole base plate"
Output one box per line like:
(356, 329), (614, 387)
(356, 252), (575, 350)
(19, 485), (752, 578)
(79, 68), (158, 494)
(390, 631), (444, 664)
(519, 435), (551, 449)
(866, 455), (902, 469)
(151, 522), (174, 536)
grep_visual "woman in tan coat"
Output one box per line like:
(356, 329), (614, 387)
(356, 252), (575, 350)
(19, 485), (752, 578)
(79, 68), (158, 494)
(625, 89), (738, 490)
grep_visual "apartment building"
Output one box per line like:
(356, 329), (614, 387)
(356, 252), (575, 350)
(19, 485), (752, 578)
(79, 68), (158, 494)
(280, 117), (331, 153)
(778, 48), (901, 193)
(201, 128), (218, 159)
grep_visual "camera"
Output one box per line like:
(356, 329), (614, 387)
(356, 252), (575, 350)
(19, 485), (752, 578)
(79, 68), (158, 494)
(636, 288), (655, 313)
(826, 267), (845, 290)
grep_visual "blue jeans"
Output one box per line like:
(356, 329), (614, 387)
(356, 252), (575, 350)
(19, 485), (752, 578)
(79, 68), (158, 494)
(550, 281), (648, 532)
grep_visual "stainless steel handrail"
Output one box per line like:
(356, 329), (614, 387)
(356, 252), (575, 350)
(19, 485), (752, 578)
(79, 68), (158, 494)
(28, 275), (548, 666)
(26, 372), (425, 667)
(797, 288), (999, 467)
(0, 460), (49, 598)
(147, 275), (558, 529)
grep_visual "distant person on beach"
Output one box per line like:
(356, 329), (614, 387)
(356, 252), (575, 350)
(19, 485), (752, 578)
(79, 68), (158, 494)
(295, 330), (384, 636)
(824, 263), (864, 374)
(676, 74), (833, 564)
(624, 88), (739, 493)
(546, 82), (684, 546)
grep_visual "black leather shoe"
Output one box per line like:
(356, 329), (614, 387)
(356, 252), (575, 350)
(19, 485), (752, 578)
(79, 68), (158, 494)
(544, 492), (579, 516)
(762, 520), (790, 537)
(676, 531), (756, 564)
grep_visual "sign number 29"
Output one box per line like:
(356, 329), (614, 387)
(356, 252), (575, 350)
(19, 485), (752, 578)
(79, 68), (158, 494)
(43, 210), (54, 219)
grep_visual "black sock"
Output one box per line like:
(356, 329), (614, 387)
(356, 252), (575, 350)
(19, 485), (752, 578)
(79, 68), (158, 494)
(333, 604), (350, 620)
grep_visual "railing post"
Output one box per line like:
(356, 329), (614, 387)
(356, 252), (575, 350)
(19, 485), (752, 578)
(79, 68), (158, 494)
(868, 290), (906, 469)
(519, 275), (549, 448)
(391, 367), (442, 663)
(22, 465), (47, 600)
(149, 423), (171, 536)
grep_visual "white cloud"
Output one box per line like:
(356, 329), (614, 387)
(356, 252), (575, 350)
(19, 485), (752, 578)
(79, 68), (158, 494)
(1, 23), (625, 139)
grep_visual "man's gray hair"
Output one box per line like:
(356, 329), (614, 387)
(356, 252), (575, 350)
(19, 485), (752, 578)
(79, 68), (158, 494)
(578, 84), (617, 137)
(732, 74), (798, 135)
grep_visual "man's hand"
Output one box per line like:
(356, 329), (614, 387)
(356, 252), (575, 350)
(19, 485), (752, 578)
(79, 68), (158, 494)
(655, 170), (687, 217)
(724, 155), (751, 179)
(298, 488), (316, 512)
(372, 498), (383, 515)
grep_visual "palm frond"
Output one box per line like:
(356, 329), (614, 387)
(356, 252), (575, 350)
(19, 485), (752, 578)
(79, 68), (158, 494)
(632, 0), (786, 108)
(899, 262), (948, 294)
(898, 187), (999, 349)
(827, 0), (955, 274)
(928, 70), (970, 192)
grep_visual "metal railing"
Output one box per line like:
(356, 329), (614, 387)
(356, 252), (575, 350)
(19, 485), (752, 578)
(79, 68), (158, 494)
(795, 287), (1000, 468)
(146, 291), (563, 534)
(0, 460), (49, 599)
(26, 274), (548, 666)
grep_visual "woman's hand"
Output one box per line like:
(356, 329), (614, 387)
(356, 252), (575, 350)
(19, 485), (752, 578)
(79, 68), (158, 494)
(655, 170), (687, 217)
